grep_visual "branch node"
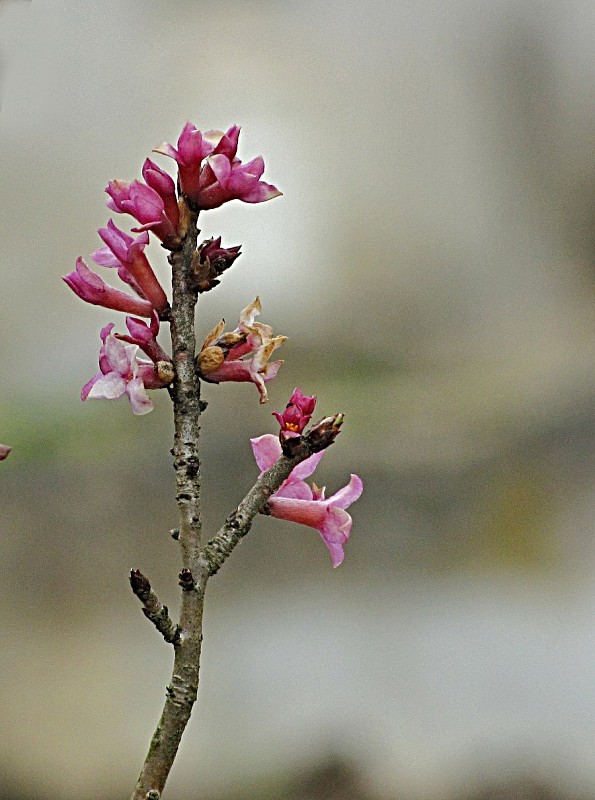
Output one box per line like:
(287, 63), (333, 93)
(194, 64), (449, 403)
(178, 568), (196, 591)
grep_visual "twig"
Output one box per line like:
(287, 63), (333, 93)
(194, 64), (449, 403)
(129, 569), (180, 645)
(202, 445), (316, 576)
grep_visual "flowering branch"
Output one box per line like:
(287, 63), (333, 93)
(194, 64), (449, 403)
(202, 415), (345, 575)
(63, 122), (362, 800)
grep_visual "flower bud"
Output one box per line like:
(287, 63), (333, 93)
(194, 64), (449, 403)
(305, 413), (345, 452)
(156, 361), (175, 384)
(191, 237), (242, 293)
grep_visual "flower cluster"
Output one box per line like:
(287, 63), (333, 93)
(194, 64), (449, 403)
(154, 123), (281, 209)
(65, 124), (363, 563)
(64, 123), (281, 414)
(251, 388), (363, 566)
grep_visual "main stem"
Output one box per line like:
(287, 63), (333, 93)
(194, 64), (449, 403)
(131, 209), (209, 800)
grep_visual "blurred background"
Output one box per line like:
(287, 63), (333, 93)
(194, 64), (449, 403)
(0, 0), (594, 798)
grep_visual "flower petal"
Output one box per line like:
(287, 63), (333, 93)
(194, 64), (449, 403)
(326, 474), (364, 509)
(126, 376), (154, 415)
(250, 433), (281, 473)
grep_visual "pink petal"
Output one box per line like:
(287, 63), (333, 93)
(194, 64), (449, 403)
(289, 450), (326, 481)
(326, 474), (364, 510)
(319, 506), (353, 567)
(274, 479), (314, 501)
(81, 373), (100, 400)
(250, 433), (281, 473)
(126, 376), (154, 415)
(85, 372), (127, 400)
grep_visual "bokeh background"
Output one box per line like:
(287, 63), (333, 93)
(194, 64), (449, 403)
(1, 1), (594, 798)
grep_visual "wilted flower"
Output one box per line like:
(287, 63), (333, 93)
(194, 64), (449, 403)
(63, 257), (155, 318)
(197, 298), (285, 403)
(273, 387), (317, 440)
(191, 236), (242, 293)
(251, 434), (363, 567)
(155, 123), (281, 210)
(82, 324), (170, 415)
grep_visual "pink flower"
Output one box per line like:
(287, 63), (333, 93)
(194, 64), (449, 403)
(105, 177), (179, 246)
(154, 122), (226, 200)
(154, 123), (281, 210)
(197, 153), (281, 209)
(197, 298), (286, 403)
(82, 324), (169, 415)
(92, 220), (168, 312)
(251, 434), (363, 567)
(114, 312), (171, 364)
(273, 387), (317, 440)
(63, 257), (155, 318)
(141, 159), (180, 229)
(0, 444), (11, 461)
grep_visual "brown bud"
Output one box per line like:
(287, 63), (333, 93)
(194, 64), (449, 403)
(197, 346), (225, 375)
(305, 413), (345, 452)
(129, 568), (151, 600)
(156, 360), (175, 384)
(280, 434), (304, 458)
(178, 568), (195, 591)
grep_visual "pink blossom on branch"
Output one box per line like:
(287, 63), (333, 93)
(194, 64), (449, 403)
(273, 387), (317, 440)
(92, 221), (168, 313)
(105, 178), (179, 247)
(197, 298), (286, 403)
(114, 313), (171, 365)
(63, 257), (155, 318)
(154, 123), (281, 210)
(251, 434), (363, 567)
(82, 324), (171, 416)
(0, 444), (11, 461)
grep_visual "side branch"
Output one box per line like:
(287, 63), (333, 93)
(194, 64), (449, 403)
(129, 569), (180, 645)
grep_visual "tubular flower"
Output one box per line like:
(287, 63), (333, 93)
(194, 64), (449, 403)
(273, 387), (317, 440)
(0, 444), (11, 461)
(63, 257), (155, 318)
(82, 324), (169, 415)
(92, 220), (168, 312)
(105, 177), (179, 246)
(141, 159), (180, 231)
(114, 312), (171, 365)
(251, 434), (364, 567)
(154, 123), (281, 210)
(197, 297), (285, 403)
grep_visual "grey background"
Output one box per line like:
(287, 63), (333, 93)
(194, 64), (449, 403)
(0, 1), (594, 798)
